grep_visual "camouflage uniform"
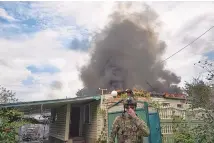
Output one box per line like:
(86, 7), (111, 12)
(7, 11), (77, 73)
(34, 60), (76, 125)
(109, 96), (150, 143)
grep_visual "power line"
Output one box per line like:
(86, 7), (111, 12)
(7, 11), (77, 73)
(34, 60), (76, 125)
(161, 25), (214, 63)
(145, 25), (214, 90)
(2, 26), (214, 89)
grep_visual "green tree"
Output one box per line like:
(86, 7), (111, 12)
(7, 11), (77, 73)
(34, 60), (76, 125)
(173, 75), (214, 143)
(192, 109), (214, 143)
(186, 59), (214, 142)
(172, 114), (195, 143)
(0, 86), (18, 103)
(184, 79), (212, 109)
(0, 86), (32, 143)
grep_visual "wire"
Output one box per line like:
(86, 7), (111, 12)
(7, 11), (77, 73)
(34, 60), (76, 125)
(145, 25), (214, 90)
(161, 25), (214, 63)
(2, 26), (214, 89)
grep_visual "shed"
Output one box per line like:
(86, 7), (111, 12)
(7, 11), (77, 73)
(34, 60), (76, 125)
(0, 96), (102, 143)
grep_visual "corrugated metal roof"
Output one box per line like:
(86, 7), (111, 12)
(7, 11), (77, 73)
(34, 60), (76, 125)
(0, 95), (101, 108)
(0, 95), (101, 114)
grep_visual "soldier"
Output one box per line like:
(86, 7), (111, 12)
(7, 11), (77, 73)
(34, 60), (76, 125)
(109, 96), (150, 143)
(125, 89), (134, 97)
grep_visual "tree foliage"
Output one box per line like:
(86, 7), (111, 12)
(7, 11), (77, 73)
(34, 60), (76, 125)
(172, 114), (195, 143)
(0, 85), (18, 103)
(173, 67), (214, 143)
(184, 79), (213, 109)
(173, 59), (214, 143)
(0, 86), (30, 142)
(0, 108), (26, 142)
(194, 60), (214, 81)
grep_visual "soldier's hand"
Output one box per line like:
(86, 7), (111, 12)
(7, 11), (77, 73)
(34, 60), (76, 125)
(127, 108), (137, 118)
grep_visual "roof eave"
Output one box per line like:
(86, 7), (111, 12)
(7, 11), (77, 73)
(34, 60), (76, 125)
(0, 95), (101, 108)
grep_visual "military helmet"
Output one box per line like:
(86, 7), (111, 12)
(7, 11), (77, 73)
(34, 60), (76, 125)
(125, 88), (134, 97)
(123, 96), (137, 109)
(126, 89), (133, 94)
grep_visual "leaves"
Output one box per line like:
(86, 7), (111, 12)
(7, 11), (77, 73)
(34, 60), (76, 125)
(0, 86), (30, 142)
(0, 85), (17, 104)
(0, 108), (29, 142)
(194, 60), (214, 81)
(173, 78), (214, 143)
(184, 79), (213, 109)
(96, 108), (107, 143)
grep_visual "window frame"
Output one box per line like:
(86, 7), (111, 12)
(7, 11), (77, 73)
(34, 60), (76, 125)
(177, 104), (183, 108)
(162, 102), (170, 107)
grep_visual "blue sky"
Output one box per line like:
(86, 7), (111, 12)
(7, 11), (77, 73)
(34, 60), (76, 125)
(0, 2), (43, 35)
(205, 51), (214, 60)
(0, 2), (91, 44)
(0, 1), (214, 101)
(0, 1), (87, 93)
(26, 64), (61, 74)
(0, 1), (95, 101)
(22, 76), (35, 86)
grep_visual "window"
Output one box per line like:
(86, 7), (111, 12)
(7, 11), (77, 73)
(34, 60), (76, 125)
(84, 104), (91, 123)
(180, 100), (185, 103)
(162, 103), (170, 107)
(51, 108), (57, 123)
(177, 104), (183, 108)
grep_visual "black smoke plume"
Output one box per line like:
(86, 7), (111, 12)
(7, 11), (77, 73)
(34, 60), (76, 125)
(80, 2), (182, 93)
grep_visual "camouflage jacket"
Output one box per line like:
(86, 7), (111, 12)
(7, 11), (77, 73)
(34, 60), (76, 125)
(108, 113), (150, 143)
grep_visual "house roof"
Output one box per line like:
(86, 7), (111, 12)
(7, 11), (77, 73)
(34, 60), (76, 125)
(0, 95), (101, 114)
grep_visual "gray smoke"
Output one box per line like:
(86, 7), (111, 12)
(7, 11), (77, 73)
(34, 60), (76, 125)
(47, 81), (63, 99)
(80, 2), (182, 93)
(50, 81), (63, 90)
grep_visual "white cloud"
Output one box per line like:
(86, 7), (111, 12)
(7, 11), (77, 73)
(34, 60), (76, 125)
(30, 1), (115, 31)
(145, 2), (214, 86)
(0, 28), (89, 101)
(0, 2), (114, 102)
(0, 8), (16, 21)
(1, 2), (214, 102)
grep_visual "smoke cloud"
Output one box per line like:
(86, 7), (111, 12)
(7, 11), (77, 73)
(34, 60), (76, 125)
(47, 80), (63, 99)
(80, 2), (182, 93)
(50, 81), (63, 90)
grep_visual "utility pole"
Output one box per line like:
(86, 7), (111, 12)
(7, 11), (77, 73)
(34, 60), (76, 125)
(99, 88), (107, 95)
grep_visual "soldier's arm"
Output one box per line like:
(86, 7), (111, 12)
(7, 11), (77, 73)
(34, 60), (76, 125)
(108, 116), (120, 143)
(132, 116), (150, 137)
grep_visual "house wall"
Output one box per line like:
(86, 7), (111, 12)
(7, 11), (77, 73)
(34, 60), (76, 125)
(48, 100), (100, 143)
(82, 100), (100, 143)
(151, 97), (190, 109)
(49, 104), (70, 142)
